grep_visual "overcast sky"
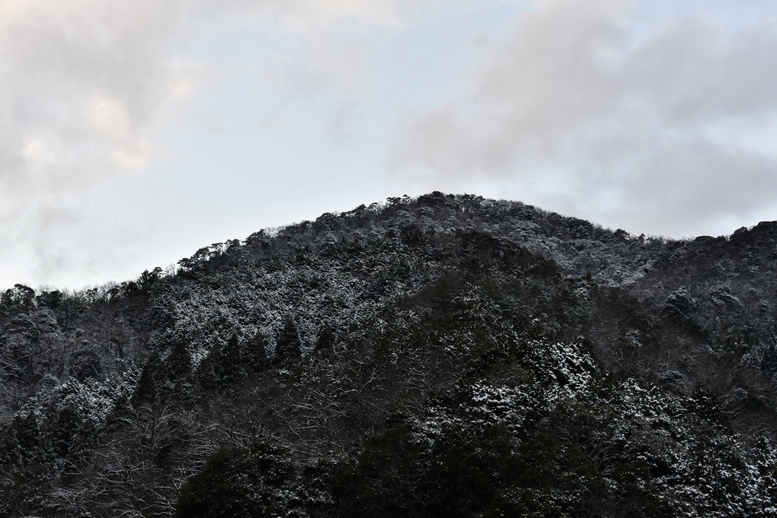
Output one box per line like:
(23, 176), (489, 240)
(1, 0), (776, 290)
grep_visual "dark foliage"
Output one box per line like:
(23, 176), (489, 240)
(175, 442), (298, 518)
(275, 318), (302, 362)
(1, 193), (777, 517)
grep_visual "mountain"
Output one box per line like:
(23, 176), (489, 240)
(2, 192), (777, 517)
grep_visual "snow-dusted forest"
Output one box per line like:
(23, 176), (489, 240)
(2, 192), (777, 516)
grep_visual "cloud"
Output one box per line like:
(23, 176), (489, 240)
(0, 0), (463, 207)
(209, 0), (450, 100)
(0, 0), (459, 289)
(0, 197), (151, 289)
(389, 0), (777, 236)
(197, 0), (444, 33)
(0, 0), (192, 205)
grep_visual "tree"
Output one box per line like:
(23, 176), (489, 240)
(215, 334), (243, 385)
(332, 424), (422, 516)
(36, 290), (63, 310)
(132, 363), (157, 407)
(314, 325), (336, 353)
(275, 319), (302, 362)
(243, 332), (268, 373)
(1, 285), (36, 313)
(194, 354), (218, 393)
(166, 342), (192, 381)
(175, 442), (298, 517)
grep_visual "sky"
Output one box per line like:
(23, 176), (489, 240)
(1, 0), (777, 290)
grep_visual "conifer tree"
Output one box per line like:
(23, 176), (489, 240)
(216, 333), (243, 384)
(275, 319), (302, 361)
(131, 363), (157, 407)
(314, 325), (336, 352)
(244, 331), (268, 373)
(194, 353), (218, 392)
(166, 341), (192, 381)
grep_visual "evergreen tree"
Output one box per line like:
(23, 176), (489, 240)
(243, 331), (268, 373)
(131, 363), (157, 407)
(166, 341), (192, 381)
(105, 394), (134, 432)
(175, 442), (297, 517)
(194, 353), (218, 392)
(275, 319), (302, 361)
(3, 414), (40, 467)
(215, 333), (243, 384)
(314, 325), (336, 353)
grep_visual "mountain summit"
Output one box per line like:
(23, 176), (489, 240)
(2, 192), (777, 516)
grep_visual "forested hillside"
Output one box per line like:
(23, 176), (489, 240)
(2, 192), (777, 517)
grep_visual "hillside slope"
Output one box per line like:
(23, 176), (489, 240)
(1, 192), (777, 517)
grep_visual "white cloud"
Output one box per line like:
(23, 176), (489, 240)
(0, 197), (143, 289)
(0, 0), (460, 288)
(198, 0), (443, 33)
(0, 0), (470, 208)
(0, 0), (192, 204)
(389, 0), (777, 237)
(204, 0), (450, 102)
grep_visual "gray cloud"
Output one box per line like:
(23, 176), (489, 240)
(0, 197), (154, 290)
(193, 0), (444, 32)
(0, 0), (187, 204)
(0, 0), (205, 289)
(0, 0), (462, 208)
(0, 0), (455, 289)
(615, 136), (777, 236)
(389, 0), (777, 237)
(0, 0), (449, 204)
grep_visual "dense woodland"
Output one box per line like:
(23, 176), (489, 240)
(2, 192), (777, 516)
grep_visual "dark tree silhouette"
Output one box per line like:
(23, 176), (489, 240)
(314, 325), (336, 352)
(243, 331), (268, 373)
(132, 363), (157, 407)
(275, 319), (302, 361)
(215, 333), (243, 384)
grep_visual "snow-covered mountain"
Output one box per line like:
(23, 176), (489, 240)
(2, 192), (777, 516)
